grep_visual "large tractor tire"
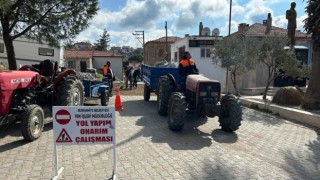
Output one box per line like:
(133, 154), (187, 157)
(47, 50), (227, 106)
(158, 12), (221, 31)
(219, 95), (242, 132)
(144, 84), (151, 101)
(100, 91), (110, 106)
(21, 105), (44, 141)
(157, 75), (174, 116)
(168, 92), (186, 131)
(55, 76), (84, 106)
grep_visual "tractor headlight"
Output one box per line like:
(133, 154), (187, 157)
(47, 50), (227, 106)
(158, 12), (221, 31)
(211, 92), (219, 97)
(200, 92), (207, 96)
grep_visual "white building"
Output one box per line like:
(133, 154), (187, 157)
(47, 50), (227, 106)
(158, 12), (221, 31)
(64, 50), (125, 80)
(0, 36), (61, 68)
(170, 34), (227, 91)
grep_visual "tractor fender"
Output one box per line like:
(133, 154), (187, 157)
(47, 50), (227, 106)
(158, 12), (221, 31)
(19, 65), (40, 73)
(166, 73), (177, 90)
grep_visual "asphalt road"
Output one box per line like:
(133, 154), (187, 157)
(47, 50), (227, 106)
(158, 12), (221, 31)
(0, 96), (319, 180)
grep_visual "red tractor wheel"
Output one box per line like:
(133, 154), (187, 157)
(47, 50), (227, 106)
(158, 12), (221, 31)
(218, 95), (242, 132)
(21, 105), (44, 141)
(168, 92), (186, 131)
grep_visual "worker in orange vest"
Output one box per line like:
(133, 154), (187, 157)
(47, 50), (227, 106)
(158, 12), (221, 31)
(103, 64), (108, 76)
(178, 51), (198, 92)
(103, 61), (115, 95)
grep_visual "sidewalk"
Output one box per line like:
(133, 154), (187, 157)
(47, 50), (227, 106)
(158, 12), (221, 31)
(239, 95), (320, 128)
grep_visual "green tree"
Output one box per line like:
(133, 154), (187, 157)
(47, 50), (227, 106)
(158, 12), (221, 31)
(0, 0), (98, 70)
(94, 29), (110, 51)
(63, 39), (75, 50)
(122, 60), (129, 67)
(302, 0), (320, 110)
(128, 54), (143, 63)
(133, 48), (143, 55)
(213, 36), (259, 96)
(256, 36), (303, 100)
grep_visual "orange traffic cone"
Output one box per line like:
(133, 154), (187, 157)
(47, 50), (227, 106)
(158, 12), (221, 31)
(115, 86), (123, 111)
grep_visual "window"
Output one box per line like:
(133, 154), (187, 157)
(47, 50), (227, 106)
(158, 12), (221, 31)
(174, 52), (178, 62)
(68, 61), (76, 69)
(201, 48), (205, 58)
(39, 47), (54, 56)
(0, 43), (4, 53)
(158, 49), (164, 58)
(201, 48), (211, 58)
(206, 48), (211, 57)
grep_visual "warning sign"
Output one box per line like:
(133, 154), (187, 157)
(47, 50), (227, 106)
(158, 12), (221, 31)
(53, 106), (115, 145)
(55, 109), (71, 125)
(56, 129), (72, 142)
(52, 106), (117, 180)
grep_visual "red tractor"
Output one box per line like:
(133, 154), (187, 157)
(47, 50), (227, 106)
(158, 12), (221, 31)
(0, 60), (84, 141)
(157, 74), (242, 132)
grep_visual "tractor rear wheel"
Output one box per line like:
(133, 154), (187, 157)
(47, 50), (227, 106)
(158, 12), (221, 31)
(100, 91), (110, 106)
(55, 76), (84, 106)
(219, 95), (242, 132)
(144, 84), (151, 101)
(168, 92), (186, 131)
(157, 75), (174, 116)
(21, 105), (44, 141)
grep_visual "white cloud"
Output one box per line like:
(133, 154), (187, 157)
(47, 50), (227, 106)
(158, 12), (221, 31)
(273, 15), (287, 28)
(297, 15), (307, 32)
(244, 0), (273, 24)
(74, 0), (307, 48)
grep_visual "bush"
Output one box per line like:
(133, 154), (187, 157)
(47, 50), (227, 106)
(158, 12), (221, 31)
(96, 73), (103, 79)
(0, 61), (7, 70)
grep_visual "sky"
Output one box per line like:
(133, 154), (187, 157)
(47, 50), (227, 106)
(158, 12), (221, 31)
(75, 0), (308, 49)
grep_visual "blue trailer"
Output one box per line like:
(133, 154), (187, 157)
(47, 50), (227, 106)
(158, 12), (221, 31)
(141, 64), (179, 101)
(82, 78), (112, 106)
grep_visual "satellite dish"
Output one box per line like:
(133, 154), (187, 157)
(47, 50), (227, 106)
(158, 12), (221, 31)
(202, 27), (211, 36)
(212, 28), (220, 36)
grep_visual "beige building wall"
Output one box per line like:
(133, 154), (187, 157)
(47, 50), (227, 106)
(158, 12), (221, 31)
(226, 62), (272, 94)
(144, 43), (171, 65)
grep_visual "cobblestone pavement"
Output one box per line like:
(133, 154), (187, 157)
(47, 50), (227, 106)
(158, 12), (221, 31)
(0, 96), (319, 180)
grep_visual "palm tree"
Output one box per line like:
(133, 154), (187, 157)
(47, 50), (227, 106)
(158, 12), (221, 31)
(302, 0), (320, 110)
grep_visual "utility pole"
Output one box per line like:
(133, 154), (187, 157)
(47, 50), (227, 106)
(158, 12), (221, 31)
(132, 30), (145, 62)
(226, 0), (232, 94)
(132, 30), (145, 49)
(165, 21), (168, 60)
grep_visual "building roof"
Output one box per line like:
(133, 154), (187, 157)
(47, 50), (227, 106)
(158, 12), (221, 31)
(74, 41), (92, 45)
(64, 50), (124, 59)
(147, 36), (182, 44)
(231, 23), (311, 38)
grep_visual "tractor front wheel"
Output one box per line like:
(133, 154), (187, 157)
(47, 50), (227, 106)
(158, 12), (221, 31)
(168, 92), (186, 131)
(21, 105), (44, 141)
(218, 95), (242, 132)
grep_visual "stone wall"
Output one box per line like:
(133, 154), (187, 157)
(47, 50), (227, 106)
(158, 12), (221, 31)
(144, 43), (171, 65)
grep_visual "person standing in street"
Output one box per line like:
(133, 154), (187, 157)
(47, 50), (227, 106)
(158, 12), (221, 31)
(103, 61), (115, 95)
(132, 67), (141, 88)
(124, 65), (133, 89)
